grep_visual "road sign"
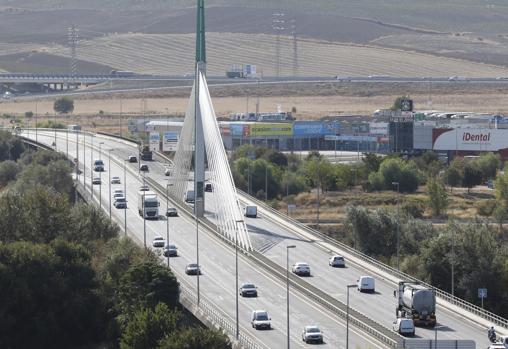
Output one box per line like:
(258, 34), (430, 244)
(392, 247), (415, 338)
(478, 288), (487, 299)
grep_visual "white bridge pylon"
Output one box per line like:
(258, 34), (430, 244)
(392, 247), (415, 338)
(170, 71), (252, 251)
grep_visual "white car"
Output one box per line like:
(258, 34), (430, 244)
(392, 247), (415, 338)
(239, 283), (258, 297)
(113, 189), (124, 195)
(329, 255), (345, 267)
(111, 176), (121, 184)
(139, 185), (149, 192)
(164, 167), (171, 176)
(113, 192), (124, 200)
(302, 325), (324, 344)
(251, 310), (271, 330)
(357, 276), (375, 293)
(392, 318), (415, 336)
(92, 177), (101, 185)
(292, 262), (310, 276)
(152, 237), (165, 248)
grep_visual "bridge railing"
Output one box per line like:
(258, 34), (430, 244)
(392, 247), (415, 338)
(237, 189), (508, 330)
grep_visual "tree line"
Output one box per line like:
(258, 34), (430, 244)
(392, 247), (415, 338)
(0, 131), (230, 349)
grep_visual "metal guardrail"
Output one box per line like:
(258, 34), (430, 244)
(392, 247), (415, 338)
(238, 189), (508, 330)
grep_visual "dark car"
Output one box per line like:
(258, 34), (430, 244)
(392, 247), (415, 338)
(163, 244), (178, 257)
(185, 263), (200, 275)
(140, 164), (149, 172)
(205, 183), (212, 192)
(128, 155), (137, 163)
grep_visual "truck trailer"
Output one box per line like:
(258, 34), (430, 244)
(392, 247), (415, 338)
(138, 190), (159, 219)
(395, 281), (436, 327)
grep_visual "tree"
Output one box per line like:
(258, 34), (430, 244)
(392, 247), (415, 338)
(69, 203), (119, 243)
(158, 327), (231, 349)
(474, 152), (500, 181)
(390, 95), (411, 111)
(367, 158), (419, 192)
(426, 178), (449, 217)
(0, 240), (108, 348)
(118, 260), (180, 316)
(462, 162), (482, 193)
(53, 97), (74, 114)
(25, 111), (34, 118)
(0, 160), (20, 186)
(362, 153), (383, 174)
(444, 157), (466, 192)
(119, 303), (181, 349)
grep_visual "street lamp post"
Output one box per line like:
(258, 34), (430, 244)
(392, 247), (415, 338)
(90, 134), (94, 198)
(99, 142), (104, 209)
(123, 159), (128, 236)
(75, 130), (79, 182)
(286, 245), (296, 349)
(143, 172), (147, 248)
(392, 181), (400, 270)
(346, 284), (357, 349)
(234, 220), (244, 340)
(166, 182), (174, 267)
(108, 149), (113, 219)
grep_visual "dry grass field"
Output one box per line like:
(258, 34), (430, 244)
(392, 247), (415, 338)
(43, 33), (508, 77)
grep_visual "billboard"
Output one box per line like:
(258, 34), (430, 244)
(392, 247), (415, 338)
(369, 122), (389, 135)
(293, 121), (339, 137)
(432, 128), (508, 151)
(230, 124), (248, 137)
(162, 131), (179, 151)
(149, 132), (160, 151)
(248, 123), (292, 137)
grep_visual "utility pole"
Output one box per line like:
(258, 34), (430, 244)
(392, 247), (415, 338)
(67, 25), (78, 89)
(272, 13), (285, 77)
(290, 18), (298, 77)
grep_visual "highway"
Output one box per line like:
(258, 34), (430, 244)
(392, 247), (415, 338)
(24, 130), (390, 349)
(21, 129), (505, 348)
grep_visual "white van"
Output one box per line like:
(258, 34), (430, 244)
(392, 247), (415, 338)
(357, 276), (375, 293)
(245, 205), (257, 218)
(392, 318), (415, 336)
(251, 310), (271, 330)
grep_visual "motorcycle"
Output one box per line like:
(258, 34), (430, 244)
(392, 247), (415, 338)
(489, 331), (497, 343)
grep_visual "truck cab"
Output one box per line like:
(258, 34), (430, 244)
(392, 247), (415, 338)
(138, 190), (159, 219)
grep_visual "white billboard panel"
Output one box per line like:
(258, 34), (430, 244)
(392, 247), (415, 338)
(163, 131), (179, 151)
(149, 132), (160, 151)
(433, 128), (508, 151)
(369, 122), (388, 135)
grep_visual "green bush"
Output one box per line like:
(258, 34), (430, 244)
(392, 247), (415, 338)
(476, 199), (496, 217)
(402, 200), (425, 218)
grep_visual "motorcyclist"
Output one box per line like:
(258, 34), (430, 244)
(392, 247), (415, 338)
(488, 326), (497, 342)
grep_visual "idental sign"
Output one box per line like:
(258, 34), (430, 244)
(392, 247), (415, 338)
(462, 132), (490, 142)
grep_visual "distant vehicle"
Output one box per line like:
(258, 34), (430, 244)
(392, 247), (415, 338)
(488, 336), (508, 349)
(140, 164), (149, 172)
(392, 318), (415, 336)
(185, 190), (195, 203)
(2, 91), (12, 99)
(128, 155), (137, 163)
(67, 124), (81, 131)
(152, 237), (165, 248)
(138, 190), (159, 219)
(251, 310), (271, 330)
(335, 76), (351, 82)
(114, 197), (127, 209)
(357, 276), (375, 293)
(166, 207), (178, 217)
(164, 167), (171, 176)
(245, 205), (257, 218)
(111, 176), (121, 184)
(163, 244), (178, 257)
(302, 325), (324, 344)
(185, 263), (201, 275)
(496, 76), (508, 80)
(110, 70), (135, 77)
(113, 192), (124, 200)
(139, 145), (152, 161)
(94, 159), (104, 172)
(239, 283), (258, 297)
(395, 281), (436, 327)
(92, 177), (101, 185)
(448, 76), (467, 81)
(139, 185), (149, 192)
(204, 183), (212, 192)
(292, 262), (311, 276)
(114, 189), (124, 195)
(329, 255), (345, 267)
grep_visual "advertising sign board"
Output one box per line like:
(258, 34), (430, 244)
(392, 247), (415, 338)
(162, 131), (179, 151)
(293, 121), (339, 137)
(149, 132), (160, 151)
(433, 128), (508, 151)
(248, 123), (292, 137)
(369, 122), (389, 135)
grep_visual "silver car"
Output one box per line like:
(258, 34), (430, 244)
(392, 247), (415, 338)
(302, 325), (323, 343)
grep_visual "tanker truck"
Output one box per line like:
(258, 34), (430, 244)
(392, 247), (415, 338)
(395, 281), (436, 327)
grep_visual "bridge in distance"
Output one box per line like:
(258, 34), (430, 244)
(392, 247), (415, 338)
(16, 128), (506, 349)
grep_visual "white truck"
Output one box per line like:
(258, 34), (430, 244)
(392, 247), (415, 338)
(490, 336), (508, 349)
(138, 190), (159, 219)
(245, 205), (257, 218)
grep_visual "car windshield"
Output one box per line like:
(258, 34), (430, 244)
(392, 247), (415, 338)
(116, 198), (125, 202)
(112, 177), (120, 180)
(243, 284), (255, 289)
(188, 264), (198, 268)
(155, 237), (163, 241)
(166, 245), (176, 249)
(145, 202), (158, 207)
(307, 327), (320, 333)
(95, 160), (103, 165)
(256, 313), (268, 320)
